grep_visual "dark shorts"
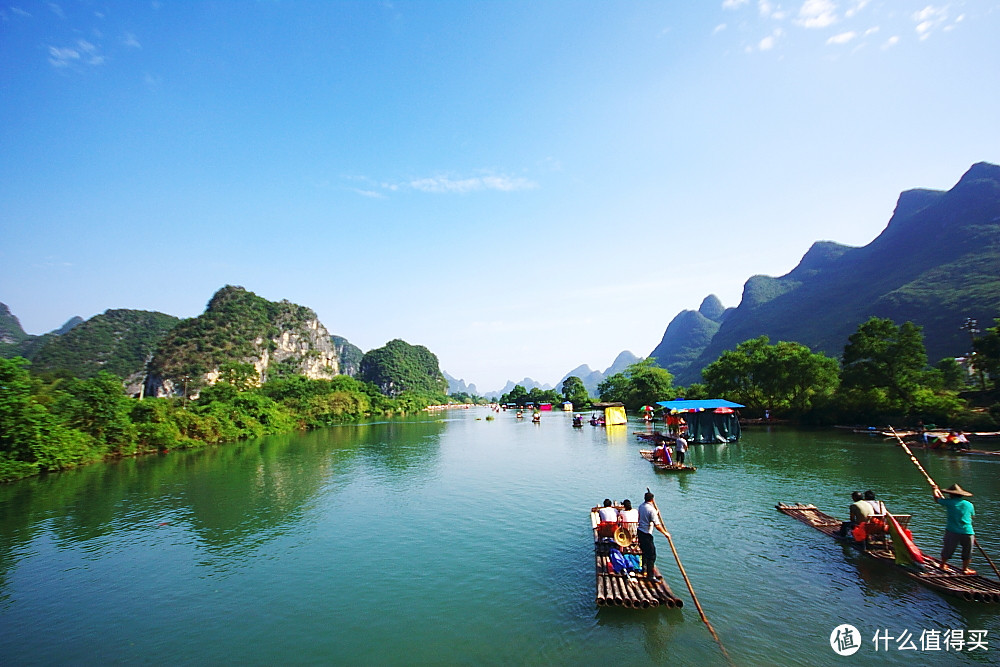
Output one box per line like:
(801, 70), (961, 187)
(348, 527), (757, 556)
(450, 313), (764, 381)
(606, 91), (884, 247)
(638, 530), (656, 571)
(942, 531), (974, 562)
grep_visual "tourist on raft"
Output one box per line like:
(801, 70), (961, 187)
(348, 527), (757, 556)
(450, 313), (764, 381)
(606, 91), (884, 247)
(933, 484), (976, 574)
(674, 435), (688, 466)
(619, 499), (639, 539)
(836, 491), (871, 538)
(598, 498), (618, 523)
(637, 492), (670, 582)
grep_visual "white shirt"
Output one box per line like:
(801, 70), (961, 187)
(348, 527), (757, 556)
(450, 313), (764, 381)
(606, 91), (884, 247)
(619, 508), (639, 524)
(598, 506), (618, 522)
(638, 501), (662, 534)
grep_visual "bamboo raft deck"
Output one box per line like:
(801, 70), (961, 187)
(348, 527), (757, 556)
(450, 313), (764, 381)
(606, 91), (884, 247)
(777, 502), (1000, 603)
(638, 449), (697, 472)
(590, 507), (684, 609)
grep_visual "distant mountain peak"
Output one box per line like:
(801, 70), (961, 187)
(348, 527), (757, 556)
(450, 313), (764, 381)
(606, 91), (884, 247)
(698, 295), (725, 321)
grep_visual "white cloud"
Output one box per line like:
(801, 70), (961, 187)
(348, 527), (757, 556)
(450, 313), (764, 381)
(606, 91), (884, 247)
(723, 0), (749, 8)
(912, 5), (950, 39)
(826, 31), (856, 44)
(713, 23), (727, 34)
(759, 34), (776, 50)
(758, 0), (789, 20)
(796, 0), (838, 28)
(124, 32), (141, 49)
(409, 174), (537, 193)
(845, 0), (869, 18)
(48, 46), (79, 67)
(863, 26), (879, 36)
(47, 39), (106, 67)
(881, 35), (900, 49)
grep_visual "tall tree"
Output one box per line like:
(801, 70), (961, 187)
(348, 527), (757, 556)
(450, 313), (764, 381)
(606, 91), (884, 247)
(702, 336), (839, 414)
(973, 318), (1000, 388)
(561, 376), (590, 408)
(840, 317), (928, 413)
(597, 359), (673, 411)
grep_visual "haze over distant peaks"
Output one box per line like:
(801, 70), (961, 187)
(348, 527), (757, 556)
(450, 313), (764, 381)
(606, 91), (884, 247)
(555, 350), (642, 397)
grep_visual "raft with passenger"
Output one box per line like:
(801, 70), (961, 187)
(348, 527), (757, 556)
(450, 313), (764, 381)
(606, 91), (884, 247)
(776, 502), (1000, 603)
(590, 504), (683, 609)
(639, 449), (696, 472)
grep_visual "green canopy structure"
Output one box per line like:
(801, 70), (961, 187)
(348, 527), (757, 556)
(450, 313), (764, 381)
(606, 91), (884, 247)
(657, 399), (744, 443)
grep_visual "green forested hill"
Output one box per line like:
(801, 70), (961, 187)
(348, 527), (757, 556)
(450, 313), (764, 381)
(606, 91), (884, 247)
(656, 162), (1000, 385)
(30, 309), (180, 380)
(332, 335), (363, 376)
(145, 285), (342, 395)
(359, 339), (448, 397)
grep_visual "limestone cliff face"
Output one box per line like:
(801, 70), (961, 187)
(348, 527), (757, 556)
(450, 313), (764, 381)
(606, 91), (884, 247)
(144, 286), (343, 397)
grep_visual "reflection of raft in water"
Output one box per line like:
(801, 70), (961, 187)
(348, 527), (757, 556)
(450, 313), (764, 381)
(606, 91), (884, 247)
(639, 450), (696, 472)
(776, 502), (1000, 603)
(590, 505), (683, 609)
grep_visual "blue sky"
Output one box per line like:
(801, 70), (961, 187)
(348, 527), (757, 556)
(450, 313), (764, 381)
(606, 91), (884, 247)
(2, 1), (998, 392)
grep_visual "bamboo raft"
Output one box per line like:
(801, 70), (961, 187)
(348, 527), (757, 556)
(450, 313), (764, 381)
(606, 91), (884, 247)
(590, 507), (684, 609)
(777, 503), (1000, 603)
(639, 449), (696, 472)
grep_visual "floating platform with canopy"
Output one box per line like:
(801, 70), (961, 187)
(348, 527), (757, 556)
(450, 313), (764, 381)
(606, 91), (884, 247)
(657, 399), (744, 443)
(591, 402), (628, 426)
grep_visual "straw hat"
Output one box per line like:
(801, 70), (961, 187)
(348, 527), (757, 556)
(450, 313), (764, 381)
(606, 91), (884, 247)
(942, 483), (973, 497)
(613, 526), (632, 548)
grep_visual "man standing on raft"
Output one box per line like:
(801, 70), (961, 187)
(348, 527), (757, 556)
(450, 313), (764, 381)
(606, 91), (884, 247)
(637, 491), (670, 582)
(933, 483), (976, 574)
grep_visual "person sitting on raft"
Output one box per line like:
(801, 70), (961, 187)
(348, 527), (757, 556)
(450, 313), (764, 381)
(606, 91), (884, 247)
(652, 440), (673, 465)
(837, 491), (871, 537)
(933, 484), (976, 575)
(597, 499), (619, 539)
(864, 490), (886, 517)
(619, 499), (639, 539)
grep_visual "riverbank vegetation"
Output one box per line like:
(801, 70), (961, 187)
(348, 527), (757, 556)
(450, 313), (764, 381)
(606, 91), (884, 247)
(0, 358), (455, 482)
(584, 316), (1000, 429)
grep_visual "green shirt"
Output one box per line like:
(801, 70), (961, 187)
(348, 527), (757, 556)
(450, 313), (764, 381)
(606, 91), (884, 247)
(936, 496), (975, 535)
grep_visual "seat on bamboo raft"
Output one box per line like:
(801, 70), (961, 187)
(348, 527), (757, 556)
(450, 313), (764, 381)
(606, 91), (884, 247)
(862, 514), (911, 551)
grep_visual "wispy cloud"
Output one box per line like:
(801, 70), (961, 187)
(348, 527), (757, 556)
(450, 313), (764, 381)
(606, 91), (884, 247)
(123, 32), (141, 49)
(347, 171), (538, 197)
(722, 0), (749, 9)
(408, 174), (537, 194)
(845, 0), (870, 19)
(881, 35), (900, 50)
(826, 31), (856, 45)
(4, 6), (32, 18)
(796, 0), (838, 28)
(758, 0), (787, 20)
(48, 39), (105, 67)
(912, 5), (950, 40)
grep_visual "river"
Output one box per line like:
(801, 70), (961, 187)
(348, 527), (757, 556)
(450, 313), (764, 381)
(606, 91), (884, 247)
(2, 408), (999, 665)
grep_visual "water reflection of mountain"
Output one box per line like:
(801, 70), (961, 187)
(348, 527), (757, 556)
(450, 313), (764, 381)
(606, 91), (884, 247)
(0, 417), (446, 586)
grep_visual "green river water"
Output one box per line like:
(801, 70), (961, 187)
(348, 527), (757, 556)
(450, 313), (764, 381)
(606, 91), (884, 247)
(2, 408), (1000, 666)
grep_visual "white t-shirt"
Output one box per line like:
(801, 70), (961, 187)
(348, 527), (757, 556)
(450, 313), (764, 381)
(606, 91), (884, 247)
(598, 506), (618, 522)
(619, 508), (639, 524)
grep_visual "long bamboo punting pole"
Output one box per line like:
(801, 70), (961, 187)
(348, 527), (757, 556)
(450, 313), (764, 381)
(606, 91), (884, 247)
(888, 426), (1000, 582)
(648, 488), (732, 665)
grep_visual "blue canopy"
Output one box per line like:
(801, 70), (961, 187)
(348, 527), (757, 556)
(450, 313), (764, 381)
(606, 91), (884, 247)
(657, 399), (745, 411)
